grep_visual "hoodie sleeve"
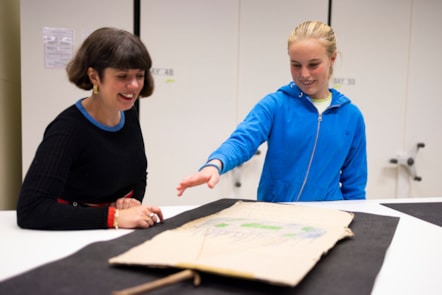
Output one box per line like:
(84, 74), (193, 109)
(208, 94), (278, 174)
(340, 108), (367, 200)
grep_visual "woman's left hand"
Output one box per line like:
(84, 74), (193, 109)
(118, 205), (164, 228)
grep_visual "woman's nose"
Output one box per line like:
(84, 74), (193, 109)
(127, 78), (140, 89)
(300, 67), (310, 78)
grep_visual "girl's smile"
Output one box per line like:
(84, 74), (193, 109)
(288, 38), (335, 100)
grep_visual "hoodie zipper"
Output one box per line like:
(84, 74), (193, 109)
(293, 86), (342, 201)
(295, 111), (322, 201)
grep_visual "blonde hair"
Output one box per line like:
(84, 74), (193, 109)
(288, 21), (337, 76)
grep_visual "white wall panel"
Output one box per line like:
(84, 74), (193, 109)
(140, 0), (240, 206)
(406, 0), (442, 197)
(21, 0), (133, 175)
(332, 0), (413, 198)
(333, 0), (442, 198)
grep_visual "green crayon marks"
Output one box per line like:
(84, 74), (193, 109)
(215, 223), (229, 228)
(241, 223), (283, 230)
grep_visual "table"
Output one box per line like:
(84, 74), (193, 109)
(1, 198), (441, 295)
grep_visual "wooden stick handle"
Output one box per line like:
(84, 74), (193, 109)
(112, 269), (200, 295)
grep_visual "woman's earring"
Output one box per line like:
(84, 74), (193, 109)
(93, 84), (99, 95)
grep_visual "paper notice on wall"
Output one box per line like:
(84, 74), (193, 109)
(43, 27), (74, 69)
(109, 201), (354, 286)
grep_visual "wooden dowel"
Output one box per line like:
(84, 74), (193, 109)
(112, 269), (200, 295)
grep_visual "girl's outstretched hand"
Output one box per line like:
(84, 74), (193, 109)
(176, 165), (220, 196)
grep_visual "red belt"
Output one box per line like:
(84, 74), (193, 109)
(57, 190), (134, 207)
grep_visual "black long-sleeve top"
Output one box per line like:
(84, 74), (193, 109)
(17, 99), (148, 230)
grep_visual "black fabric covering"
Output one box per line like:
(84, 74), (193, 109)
(0, 199), (399, 295)
(381, 202), (442, 227)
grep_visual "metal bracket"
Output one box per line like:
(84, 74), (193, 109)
(389, 143), (425, 181)
(232, 150), (261, 188)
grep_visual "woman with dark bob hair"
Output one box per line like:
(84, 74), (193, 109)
(17, 27), (163, 230)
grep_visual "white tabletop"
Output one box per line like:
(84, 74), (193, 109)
(1, 198), (441, 295)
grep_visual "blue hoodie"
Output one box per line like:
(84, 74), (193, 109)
(208, 82), (367, 202)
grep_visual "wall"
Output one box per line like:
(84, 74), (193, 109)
(16, 0), (442, 209)
(140, 0), (442, 205)
(332, 0), (442, 198)
(139, 0), (329, 206)
(0, 0), (21, 210)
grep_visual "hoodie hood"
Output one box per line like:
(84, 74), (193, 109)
(278, 82), (351, 107)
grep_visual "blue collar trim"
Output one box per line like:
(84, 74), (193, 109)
(75, 99), (125, 132)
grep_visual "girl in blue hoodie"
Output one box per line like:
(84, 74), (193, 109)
(177, 21), (367, 202)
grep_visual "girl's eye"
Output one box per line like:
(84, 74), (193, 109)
(291, 64), (301, 68)
(309, 63), (320, 68)
(136, 74), (145, 79)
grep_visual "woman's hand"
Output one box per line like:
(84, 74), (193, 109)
(112, 197), (141, 209)
(118, 205), (164, 229)
(176, 164), (221, 196)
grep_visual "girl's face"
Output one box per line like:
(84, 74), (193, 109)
(288, 38), (335, 100)
(97, 68), (145, 111)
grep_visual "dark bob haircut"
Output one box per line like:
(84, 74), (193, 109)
(66, 27), (154, 97)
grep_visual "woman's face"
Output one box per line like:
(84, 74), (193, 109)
(288, 38), (335, 100)
(98, 68), (145, 111)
